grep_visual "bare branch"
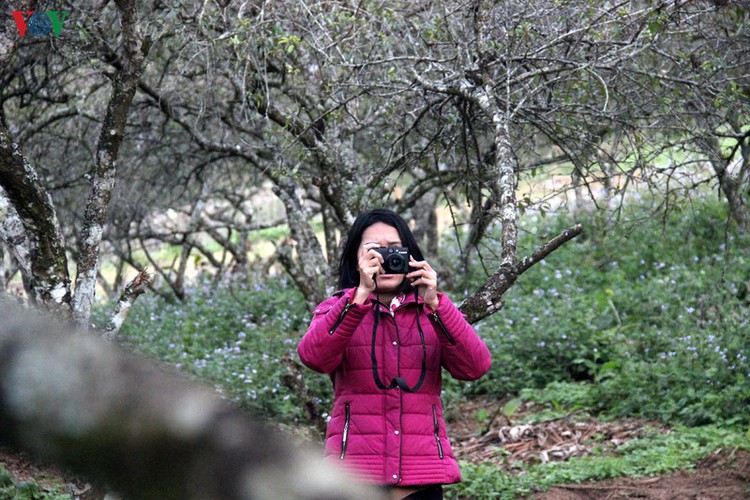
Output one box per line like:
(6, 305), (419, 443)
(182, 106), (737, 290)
(459, 223), (584, 324)
(103, 269), (153, 340)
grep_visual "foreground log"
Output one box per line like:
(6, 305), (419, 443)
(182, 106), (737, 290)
(0, 305), (381, 499)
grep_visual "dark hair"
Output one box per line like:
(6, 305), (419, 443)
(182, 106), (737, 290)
(338, 208), (425, 291)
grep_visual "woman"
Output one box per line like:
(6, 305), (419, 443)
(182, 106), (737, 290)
(298, 209), (491, 500)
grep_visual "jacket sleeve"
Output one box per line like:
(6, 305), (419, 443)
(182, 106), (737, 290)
(427, 293), (492, 381)
(297, 288), (371, 374)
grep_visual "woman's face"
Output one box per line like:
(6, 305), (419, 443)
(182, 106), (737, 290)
(358, 222), (405, 292)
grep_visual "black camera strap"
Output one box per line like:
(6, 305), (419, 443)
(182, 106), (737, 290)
(370, 277), (427, 393)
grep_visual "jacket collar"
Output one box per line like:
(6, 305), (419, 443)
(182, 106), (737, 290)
(333, 287), (424, 306)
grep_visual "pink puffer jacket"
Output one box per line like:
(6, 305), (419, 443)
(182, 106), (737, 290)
(298, 287), (491, 487)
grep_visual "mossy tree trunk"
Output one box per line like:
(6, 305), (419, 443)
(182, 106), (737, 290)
(0, 0), (151, 329)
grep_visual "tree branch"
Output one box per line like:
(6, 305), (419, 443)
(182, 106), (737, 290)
(103, 268), (153, 340)
(459, 224), (584, 324)
(0, 304), (379, 499)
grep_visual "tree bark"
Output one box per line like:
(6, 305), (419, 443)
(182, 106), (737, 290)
(72, 0), (152, 328)
(410, 191), (439, 256)
(0, 189), (31, 280)
(272, 178), (327, 308)
(708, 131), (750, 231)
(174, 184), (209, 300)
(103, 269), (153, 340)
(0, 304), (380, 500)
(0, 24), (16, 65)
(0, 125), (71, 317)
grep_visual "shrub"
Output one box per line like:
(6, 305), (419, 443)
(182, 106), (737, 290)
(442, 195), (750, 426)
(107, 195), (750, 429)
(107, 272), (333, 424)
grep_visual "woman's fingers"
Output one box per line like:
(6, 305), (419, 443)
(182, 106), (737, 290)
(408, 257), (440, 309)
(407, 256), (437, 289)
(359, 246), (384, 271)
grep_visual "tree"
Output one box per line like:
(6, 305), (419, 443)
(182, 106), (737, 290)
(108, 0), (583, 312)
(0, 0), (151, 327)
(6, 0), (745, 321)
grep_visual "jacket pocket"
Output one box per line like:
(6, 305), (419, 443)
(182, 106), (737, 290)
(432, 404), (444, 459)
(340, 403), (351, 460)
(430, 311), (456, 345)
(329, 300), (354, 335)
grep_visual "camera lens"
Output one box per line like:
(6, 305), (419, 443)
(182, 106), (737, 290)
(387, 255), (404, 272)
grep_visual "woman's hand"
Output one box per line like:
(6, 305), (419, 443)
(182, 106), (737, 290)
(407, 256), (439, 310)
(353, 243), (384, 303)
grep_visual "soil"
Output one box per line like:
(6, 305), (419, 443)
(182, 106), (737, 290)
(535, 449), (750, 500)
(444, 398), (750, 499)
(0, 447), (95, 498)
(2, 398), (749, 499)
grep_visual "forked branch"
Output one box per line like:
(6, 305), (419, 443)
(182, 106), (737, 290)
(459, 224), (584, 324)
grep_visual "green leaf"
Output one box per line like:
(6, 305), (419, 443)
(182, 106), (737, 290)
(503, 398), (523, 419)
(647, 20), (663, 34)
(475, 408), (489, 423)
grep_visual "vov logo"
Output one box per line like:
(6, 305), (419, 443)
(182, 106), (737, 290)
(11, 10), (70, 37)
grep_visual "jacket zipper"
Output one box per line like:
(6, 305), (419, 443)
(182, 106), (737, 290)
(329, 300), (354, 335)
(433, 404), (444, 459)
(430, 311), (456, 345)
(340, 403), (351, 460)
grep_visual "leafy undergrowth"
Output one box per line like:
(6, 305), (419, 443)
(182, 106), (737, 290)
(2, 396), (749, 499)
(0, 450), (90, 500)
(5, 196), (749, 497)
(443, 396), (750, 499)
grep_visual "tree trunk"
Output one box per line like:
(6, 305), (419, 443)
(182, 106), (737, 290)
(0, 190), (31, 283)
(410, 191), (439, 257)
(0, 304), (380, 499)
(72, 0), (152, 328)
(494, 112), (519, 269)
(173, 184), (209, 300)
(0, 125), (71, 317)
(272, 178), (327, 309)
(714, 136), (750, 231)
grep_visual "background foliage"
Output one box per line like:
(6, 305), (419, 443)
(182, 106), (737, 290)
(92, 194), (750, 498)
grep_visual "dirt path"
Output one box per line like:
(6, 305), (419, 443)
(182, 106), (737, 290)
(535, 449), (750, 499)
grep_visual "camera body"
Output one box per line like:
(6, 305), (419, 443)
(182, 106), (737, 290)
(374, 246), (410, 274)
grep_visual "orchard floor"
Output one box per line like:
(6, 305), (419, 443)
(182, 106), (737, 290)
(446, 399), (750, 499)
(0, 447), (95, 498)
(2, 445), (748, 500)
(2, 398), (749, 499)
(533, 450), (750, 499)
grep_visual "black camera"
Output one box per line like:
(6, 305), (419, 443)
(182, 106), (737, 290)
(374, 246), (410, 274)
